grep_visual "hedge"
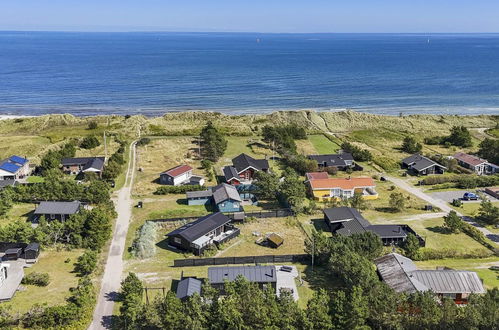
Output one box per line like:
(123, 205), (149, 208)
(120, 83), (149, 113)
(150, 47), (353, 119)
(154, 184), (206, 195)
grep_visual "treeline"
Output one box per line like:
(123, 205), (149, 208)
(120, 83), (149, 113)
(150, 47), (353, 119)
(254, 168), (307, 211)
(117, 231), (499, 330)
(424, 126), (473, 147)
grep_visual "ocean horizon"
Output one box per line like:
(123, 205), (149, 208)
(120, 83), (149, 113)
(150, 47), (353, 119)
(1, 31), (499, 117)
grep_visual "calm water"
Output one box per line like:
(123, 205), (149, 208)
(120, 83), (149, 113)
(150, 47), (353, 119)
(1, 32), (499, 116)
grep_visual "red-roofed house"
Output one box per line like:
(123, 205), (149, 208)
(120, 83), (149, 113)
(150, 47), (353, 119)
(160, 165), (194, 186)
(453, 152), (498, 175)
(308, 177), (378, 202)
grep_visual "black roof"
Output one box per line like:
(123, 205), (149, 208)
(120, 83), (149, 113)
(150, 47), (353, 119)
(208, 266), (277, 284)
(232, 153), (269, 173)
(223, 166), (239, 181)
(176, 278), (202, 299)
(368, 225), (407, 238)
(401, 154), (445, 172)
(325, 207), (409, 239)
(166, 212), (231, 243)
(308, 153), (354, 167)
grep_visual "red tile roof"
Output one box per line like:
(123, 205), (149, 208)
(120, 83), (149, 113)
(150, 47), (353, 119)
(305, 172), (329, 181)
(453, 152), (488, 167)
(163, 165), (193, 177)
(309, 177), (375, 190)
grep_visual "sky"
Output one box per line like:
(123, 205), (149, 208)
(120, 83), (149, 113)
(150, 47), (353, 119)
(1, 0), (499, 33)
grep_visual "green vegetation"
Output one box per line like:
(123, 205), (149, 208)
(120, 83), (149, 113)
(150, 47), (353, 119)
(131, 221), (157, 259)
(21, 272), (50, 287)
(478, 138), (499, 164)
(388, 191), (406, 212)
(80, 135), (101, 149)
(74, 250), (98, 276)
(340, 141), (372, 161)
(401, 136), (423, 154)
(154, 184), (206, 195)
(200, 121), (227, 161)
(425, 125), (473, 147)
(443, 211), (463, 233)
(307, 134), (340, 154)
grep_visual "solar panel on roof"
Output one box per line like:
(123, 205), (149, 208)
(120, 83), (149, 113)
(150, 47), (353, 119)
(9, 155), (28, 165)
(0, 162), (21, 173)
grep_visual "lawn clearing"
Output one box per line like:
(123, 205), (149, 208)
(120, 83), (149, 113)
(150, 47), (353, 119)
(3, 249), (83, 313)
(307, 134), (340, 154)
(1, 202), (34, 225)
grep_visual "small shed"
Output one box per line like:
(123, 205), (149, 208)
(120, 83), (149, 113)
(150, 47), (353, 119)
(24, 243), (40, 261)
(267, 233), (284, 248)
(176, 277), (202, 300)
(4, 247), (22, 260)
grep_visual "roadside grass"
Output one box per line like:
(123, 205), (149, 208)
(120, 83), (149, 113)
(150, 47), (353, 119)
(1, 203), (34, 225)
(415, 257), (499, 289)
(307, 134), (340, 154)
(370, 217), (492, 256)
(3, 249), (83, 313)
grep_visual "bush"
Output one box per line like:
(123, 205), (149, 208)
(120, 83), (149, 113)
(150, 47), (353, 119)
(136, 137), (151, 147)
(22, 272), (50, 286)
(80, 136), (100, 149)
(421, 175), (459, 185)
(461, 222), (496, 251)
(154, 185), (206, 195)
(74, 250), (98, 276)
(416, 248), (492, 261)
(341, 142), (372, 162)
(87, 121), (98, 130)
(131, 222), (157, 259)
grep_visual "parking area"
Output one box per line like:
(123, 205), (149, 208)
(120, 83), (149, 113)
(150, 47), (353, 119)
(428, 189), (499, 203)
(275, 265), (299, 301)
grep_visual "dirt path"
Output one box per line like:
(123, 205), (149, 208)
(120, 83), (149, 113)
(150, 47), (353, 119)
(89, 140), (137, 329)
(386, 175), (498, 244)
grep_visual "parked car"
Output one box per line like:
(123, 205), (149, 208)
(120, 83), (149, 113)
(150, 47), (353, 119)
(463, 192), (479, 201)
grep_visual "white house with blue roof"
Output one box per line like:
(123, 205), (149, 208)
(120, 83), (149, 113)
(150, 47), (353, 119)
(0, 156), (30, 181)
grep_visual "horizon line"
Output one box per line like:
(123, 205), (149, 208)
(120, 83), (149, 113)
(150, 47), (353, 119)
(2, 29), (499, 35)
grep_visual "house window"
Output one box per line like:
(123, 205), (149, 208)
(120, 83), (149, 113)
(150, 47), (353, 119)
(50, 214), (56, 220)
(173, 237), (182, 244)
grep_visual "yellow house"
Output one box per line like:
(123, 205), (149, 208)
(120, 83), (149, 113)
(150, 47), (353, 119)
(308, 176), (378, 202)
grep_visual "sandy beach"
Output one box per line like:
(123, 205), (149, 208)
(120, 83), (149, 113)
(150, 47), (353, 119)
(0, 115), (33, 121)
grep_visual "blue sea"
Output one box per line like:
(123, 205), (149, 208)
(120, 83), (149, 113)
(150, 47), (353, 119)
(1, 32), (499, 116)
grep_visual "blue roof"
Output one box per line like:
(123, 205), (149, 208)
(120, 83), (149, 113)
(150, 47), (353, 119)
(0, 162), (21, 174)
(9, 155), (28, 165)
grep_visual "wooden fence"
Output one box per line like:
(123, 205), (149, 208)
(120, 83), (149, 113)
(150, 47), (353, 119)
(173, 253), (309, 267)
(149, 208), (295, 223)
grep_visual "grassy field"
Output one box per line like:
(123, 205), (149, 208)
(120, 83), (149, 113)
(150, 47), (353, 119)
(3, 249), (84, 313)
(0, 136), (52, 162)
(307, 134), (341, 154)
(415, 257), (499, 289)
(1, 203), (34, 225)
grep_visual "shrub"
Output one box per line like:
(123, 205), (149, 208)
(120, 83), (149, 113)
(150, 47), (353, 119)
(87, 121), (98, 130)
(22, 272), (50, 286)
(131, 222), (157, 259)
(421, 175), (459, 185)
(136, 137), (151, 147)
(154, 185), (206, 195)
(80, 136), (100, 149)
(74, 250), (98, 276)
(451, 199), (463, 207)
(461, 222), (496, 251)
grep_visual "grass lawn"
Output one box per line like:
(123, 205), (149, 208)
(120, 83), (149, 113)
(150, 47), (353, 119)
(26, 176), (45, 183)
(451, 201), (499, 234)
(3, 249), (84, 313)
(1, 202), (34, 225)
(307, 134), (341, 154)
(415, 257), (499, 289)
(370, 216), (492, 257)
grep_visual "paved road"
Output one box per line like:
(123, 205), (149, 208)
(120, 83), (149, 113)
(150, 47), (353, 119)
(385, 176), (499, 244)
(89, 141), (137, 329)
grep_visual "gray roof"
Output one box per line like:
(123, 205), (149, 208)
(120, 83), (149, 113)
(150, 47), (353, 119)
(166, 212), (231, 243)
(0, 180), (18, 189)
(208, 266), (277, 284)
(186, 189), (213, 199)
(232, 153), (269, 173)
(176, 278), (202, 299)
(34, 201), (81, 215)
(61, 157), (105, 172)
(401, 154), (445, 172)
(375, 253), (485, 294)
(308, 153), (354, 167)
(223, 166), (239, 181)
(212, 183), (241, 204)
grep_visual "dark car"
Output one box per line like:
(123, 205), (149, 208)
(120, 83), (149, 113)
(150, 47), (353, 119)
(463, 192), (478, 201)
